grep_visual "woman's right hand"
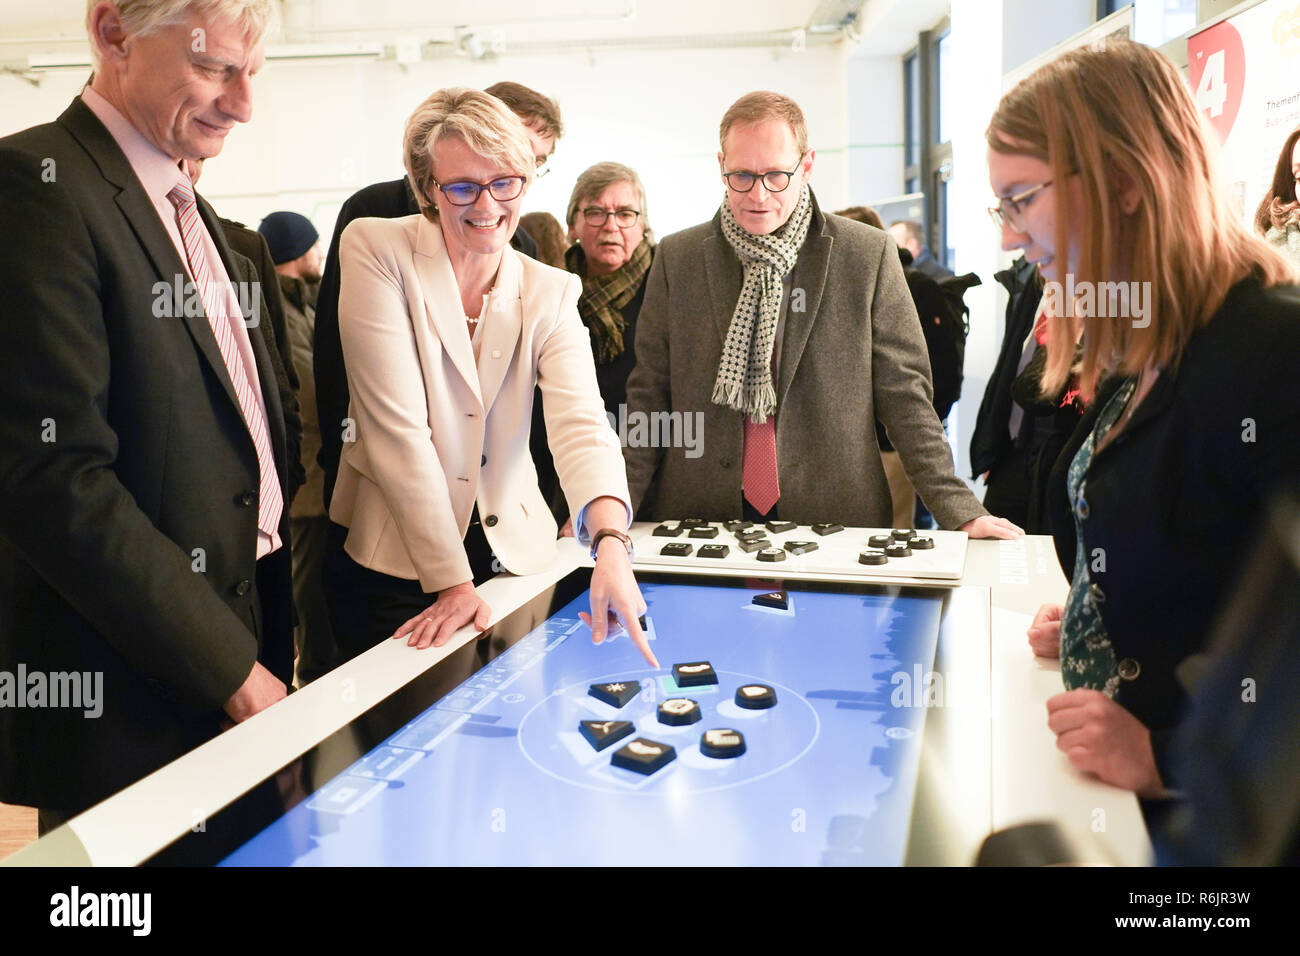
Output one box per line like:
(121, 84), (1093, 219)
(395, 581), (492, 650)
(1027, 603), (1064, 658)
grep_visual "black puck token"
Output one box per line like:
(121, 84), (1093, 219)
(700, 728), (746, 759)
(697, 544), (730, 559)
(660, 542), (693, 557)
(579, 719), (634, 751)
(736, 527), (767, 542)
(688, 526), (720, 539)
(724, 520), (753, 532)
(673, 661), (718, 686)
(736, 536), (771, 553)
(911, 535), (935, 550)
(611, 738), (676, 775)
(681, 518), (706, 528)
(891, 528), (917, 541)
(588, 680), (642, 708)
(657, 698), (701, 726)
(884, 542), (912, 558)
(751, 590), (789, 610)
(756, 547), (787, 562)
(783, 540), (819, 555)
(811, 523), (844, 536)
(765, 520), (797, 534)
(652, 523), (682, 537)
(868, 534), (893, 548)
(858, 550), (888, 565)
(735, 684), (777, 709)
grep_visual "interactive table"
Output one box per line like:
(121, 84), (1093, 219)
(5, 527), (1153, 868)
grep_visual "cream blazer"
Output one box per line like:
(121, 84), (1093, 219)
(330, 214), (630, 593)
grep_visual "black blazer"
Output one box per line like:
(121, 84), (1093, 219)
(313, 177), (538, 509)
(0, 99), (295, 812)
(1044, 277), (1300, 757)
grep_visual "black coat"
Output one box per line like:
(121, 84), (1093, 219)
(0, 100), (295, 811)
(1044, 277), (1300, 765)
(314, 177), (538, 509)
(970, 256), (1042, 478)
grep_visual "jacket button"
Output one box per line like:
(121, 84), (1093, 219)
(1117, 658), (1141, 681)
(1087, 582), (1105, 604)
(240, 491), (257, 507)
(481, 454), (487, 467)
(491, 349), (502, 359)
(234, 579), (252, 596)
(484, 514), (498, 527)
(720, 457), (733, 469)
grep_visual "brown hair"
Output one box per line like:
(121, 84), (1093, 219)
(988, 37), (1296, 397)
(1253, 126), (1300, 235)
(719, 91), (808, 157)
(519, 212), (568, 269)
(834, 206), (883, 230)
(485, 81), (564, 143)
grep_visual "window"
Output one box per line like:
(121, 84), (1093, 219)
(900, 16), (953, 268)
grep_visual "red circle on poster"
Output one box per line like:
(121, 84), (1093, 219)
(1187, 20), (1246, 143)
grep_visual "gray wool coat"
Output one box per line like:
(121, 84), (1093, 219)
(623, 192), (988, 530)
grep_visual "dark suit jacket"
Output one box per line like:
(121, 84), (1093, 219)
(0, 99), (295, 812)
(624, 193), (987, 528)
(1044, 277), (1300, 765)
(314, 177), (538, 508)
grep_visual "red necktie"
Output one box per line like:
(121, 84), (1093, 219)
(743, 415), (780, 515)
(167, 177), (284, 540)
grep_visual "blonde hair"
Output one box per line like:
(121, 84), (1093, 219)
(402, 87), (535, 221)
(988, 38), (1296, 397)
(719, 91), (808, 157)
(86, 0), (273, 71)
(565, 161), (653, 242)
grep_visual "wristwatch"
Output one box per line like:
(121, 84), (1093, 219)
(590, 527), (634, 561)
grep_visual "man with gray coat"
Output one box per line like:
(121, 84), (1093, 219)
(624, 91), (1021, 538)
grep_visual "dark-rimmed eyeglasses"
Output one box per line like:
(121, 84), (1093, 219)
(431, 176), (526, 206)
(722, 154), (807, 194)
(580, 207), (641, 228)
(987, 180), (1052, 232)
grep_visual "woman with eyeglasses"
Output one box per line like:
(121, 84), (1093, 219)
(1253, 125), (1300, 271)
(988, 39), (1300, 799)
(325, 88), (655, 667)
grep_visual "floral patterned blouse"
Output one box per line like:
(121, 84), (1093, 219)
(1059, 377), (1137, 696)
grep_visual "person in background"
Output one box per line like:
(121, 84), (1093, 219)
(1253, 125), (1300, 272)
(315, 81), (563, 512)
(258, 211), (338, 686)
(325, 88), (653, 667)
(990, 39), (1300, 797)
(888, 219), (954, 280)
(0, 0), (294, 834)
(520, 211), (568, 269)
(624, 91), (1019, 539)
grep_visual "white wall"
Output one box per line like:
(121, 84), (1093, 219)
(0, 43), (851, 244)
(845, 52), (904, 206)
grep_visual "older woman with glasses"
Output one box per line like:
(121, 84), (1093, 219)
(326, 88), (654, 666)
(564, 162), (655, 416)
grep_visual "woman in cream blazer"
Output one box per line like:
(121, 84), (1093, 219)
(325, 88), (653, 666)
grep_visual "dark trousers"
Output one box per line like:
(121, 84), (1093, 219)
(324, 517), (497, 664)
(290, 514), (338, 685)
(982, 444), (1034, 530)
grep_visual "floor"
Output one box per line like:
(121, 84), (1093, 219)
(0, 803), (38, 861)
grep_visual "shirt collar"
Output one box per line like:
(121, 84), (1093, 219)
(80, 86), (186, 200)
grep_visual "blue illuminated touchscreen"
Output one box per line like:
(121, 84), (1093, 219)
(222, 580), (943, 866)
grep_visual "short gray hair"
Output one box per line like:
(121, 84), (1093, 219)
(86, 0), (274, 70)
(403, 87), (536, 221)
(566, 161), (653, 242)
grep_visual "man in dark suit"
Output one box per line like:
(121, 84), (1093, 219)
(625, 92), (1021, 537)
(314, 81), (560, 509)
(0, 0), (293, 832)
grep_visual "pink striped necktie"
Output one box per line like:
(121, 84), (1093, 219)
(743, 415), (780, 516)
(166, 176), (284, 540)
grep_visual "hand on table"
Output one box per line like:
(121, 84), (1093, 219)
(1046, 689), (1163, 795)
(223, 660), (287, 723)
(579, 537), (657, 668)
(1027, 603), (1063, 658)
(396, 580), (491, 650)
(959, 514), (1024, 539)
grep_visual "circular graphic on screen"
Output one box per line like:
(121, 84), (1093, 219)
(517, 669), (820, 795)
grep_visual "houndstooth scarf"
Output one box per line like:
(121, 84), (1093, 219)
(713, 185), (813, 423)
